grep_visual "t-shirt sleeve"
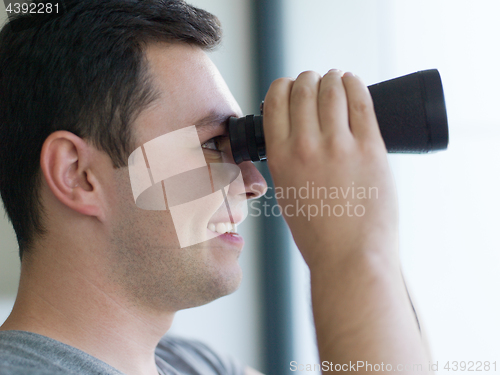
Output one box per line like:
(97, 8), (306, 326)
(155, 335), (246, 375)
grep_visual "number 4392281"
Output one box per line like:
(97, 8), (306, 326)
(444, 361), (496, 372)
(6, 2), (59, 14)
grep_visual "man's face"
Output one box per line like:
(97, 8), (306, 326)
(106, 43), (267, 312)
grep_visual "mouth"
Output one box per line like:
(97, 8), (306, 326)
(206, 220), (244, 247)
(206, 215), (245, 247)
(207, 221), (238, 235)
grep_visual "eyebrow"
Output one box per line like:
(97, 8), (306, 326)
(195, 111), (237, 136)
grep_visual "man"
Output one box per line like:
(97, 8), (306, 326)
(0, 0), (430, 374)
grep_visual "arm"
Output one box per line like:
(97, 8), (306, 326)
(263, 70), (431, 373)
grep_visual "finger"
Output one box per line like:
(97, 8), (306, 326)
(318, 69), (350, 139)
(263, 77), (294, 144)
(289, 71), (322, 139)
(342, 72), (383, 142)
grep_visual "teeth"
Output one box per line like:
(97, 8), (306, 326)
(216, 222), (227, 234)
(208, 222), (237, 234)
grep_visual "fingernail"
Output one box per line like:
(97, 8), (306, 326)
(343, 72), (355, 77)
(328, 69), (343, 74)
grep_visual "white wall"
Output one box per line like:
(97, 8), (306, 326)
(0, 1), (264, 371)
(283, 0), (500, 373)
(385, 0), (500, 365)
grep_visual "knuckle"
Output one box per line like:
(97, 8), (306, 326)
(322, 136), (356, 160)
(293, 137), (317, 162)
(266, 78), (293, 100)
(350, 99), (373, 115)
(265, 78), (294, 113)
(325, 68), (343, 77)
(298, 70), (321, 79)
(327, 139), (351, 159)
(321, 85), (342, 102)
(295, 135), (315, 149)
(271, 77), (294, 88)
(291, 83), (317, 101)
(358, 138), (386, 156)
(263, 94), (281, 113)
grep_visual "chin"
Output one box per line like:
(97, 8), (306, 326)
(182, 261), (243, 310)
(206, 262), (243, 302)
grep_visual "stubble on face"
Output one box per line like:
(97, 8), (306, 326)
(103, 43), (245, 313)
(105, 167), (243, 313)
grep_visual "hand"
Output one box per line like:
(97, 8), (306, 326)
(263, 70), (399, 269)
(263, 70), (430, 371)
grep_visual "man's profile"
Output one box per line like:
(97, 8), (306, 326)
(0, 1), (431, 374)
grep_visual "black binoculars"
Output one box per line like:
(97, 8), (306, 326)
(228, 69), (449, 164)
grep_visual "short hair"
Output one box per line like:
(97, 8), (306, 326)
(0, 0), (222, 261)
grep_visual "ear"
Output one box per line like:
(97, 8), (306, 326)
(40, 131), (107, 220)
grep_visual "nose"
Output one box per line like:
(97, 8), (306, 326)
(238, 161), (268, 200)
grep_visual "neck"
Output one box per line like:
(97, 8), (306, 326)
(0, 241), (175, 375)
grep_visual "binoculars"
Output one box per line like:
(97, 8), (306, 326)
(228, 69), (449, 164)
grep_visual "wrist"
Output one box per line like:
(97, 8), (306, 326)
(306, 233), (400, 277)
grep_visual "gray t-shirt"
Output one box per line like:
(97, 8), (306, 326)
(0, 330), (246, 375)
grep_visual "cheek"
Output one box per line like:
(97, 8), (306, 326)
(110, 210), (180, 263)
(167, 188), (227, 248)
(105, 171), (169, 241)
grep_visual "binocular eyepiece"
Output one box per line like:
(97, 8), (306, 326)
(228, 69), (449, 164)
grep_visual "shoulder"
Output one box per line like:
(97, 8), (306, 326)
(0, 364), (67, 375)
(0, 330), (122, 375)
(155, 335), (246, 375)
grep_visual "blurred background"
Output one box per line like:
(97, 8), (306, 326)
(1, 0), (499, 374)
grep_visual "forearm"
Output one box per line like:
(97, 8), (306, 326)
(310, 249), (431, 374)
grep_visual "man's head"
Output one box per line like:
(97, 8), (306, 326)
(0, 0), (267, 310)
(0, 0), (222, 258)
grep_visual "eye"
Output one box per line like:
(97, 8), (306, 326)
(201, 135), (228, 152)
(201, 138), (220, 151)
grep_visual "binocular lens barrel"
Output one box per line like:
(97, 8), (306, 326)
(228, 69), (449, 164)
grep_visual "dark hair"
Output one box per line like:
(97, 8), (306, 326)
(0, 0), (222, 261)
